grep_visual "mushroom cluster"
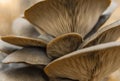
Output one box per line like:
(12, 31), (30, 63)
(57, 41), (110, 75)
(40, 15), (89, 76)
(0, 0), (120, 81)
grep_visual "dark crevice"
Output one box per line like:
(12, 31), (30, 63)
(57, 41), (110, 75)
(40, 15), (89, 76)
(84, 14), (110, 39)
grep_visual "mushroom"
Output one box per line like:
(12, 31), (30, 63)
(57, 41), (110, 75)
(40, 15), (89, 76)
(1, 0), (120, 81)
(80, 20), (120, 48)
(47, 33), (82, 58)
(84, 1), (117, 39)
(1, 36), (47, 47)
(45, 42), (120, 81)
(102, 0), (120, 27)
(0, 52), (9, 70)
(2, 47), (51, 65)
(0, 39), (22, 54)
(12, 17), (39, 38)
(25, 0), (110, 37)
(0, 66), (48, 81)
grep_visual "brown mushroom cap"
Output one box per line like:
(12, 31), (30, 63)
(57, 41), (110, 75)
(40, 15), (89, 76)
(47, 33), (82, 58)
(84, 1), (117, 39)
(2, 48), (51, 65)
(45, 42), (120, 81)
(0, 66), (47, 81)
(80, 20), (120, 48)
(25, 0), (111, 37)
(1, 36), (47, 47)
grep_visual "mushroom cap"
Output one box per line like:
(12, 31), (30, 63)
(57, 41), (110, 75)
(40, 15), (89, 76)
(0, 66), (47, 81)
(0, 52), (9, 71)
(1, 36), (47, 47)
(0, 40), (22, 54)
(2, 47), (51, 65)
(12, 17), (39, 38)
(80, 20), (120, 48)
(47, 33), (82, 58)
(84, 1), (117, 39)
(45, 42), (120, 81)
(25, 0), (111, 37)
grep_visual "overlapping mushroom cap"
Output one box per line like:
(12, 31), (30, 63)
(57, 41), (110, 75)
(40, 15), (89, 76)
(0, 66), (48, 81)
(0, 0), (120, 81)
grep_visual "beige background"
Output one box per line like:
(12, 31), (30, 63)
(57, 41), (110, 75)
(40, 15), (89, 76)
(0, 0), (119, 36)
(0, 0), (42, 36)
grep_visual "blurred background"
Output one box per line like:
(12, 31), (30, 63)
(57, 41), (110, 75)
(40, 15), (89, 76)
(0, 0), (119, 36)
(0, 0), (43, 36)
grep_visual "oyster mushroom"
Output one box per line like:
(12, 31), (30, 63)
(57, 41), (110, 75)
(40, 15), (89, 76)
(85, 1), (117, 39)
(12, 17), (39, 38)
(2, 48), (51, 65)
(102, 0), (120, 27)
(80, 20), (120, 48)
(25, 0), (110, 37)
(1, 36), (47, 47)
(0, 66), (48, 81)
(1, 0), (120, 81)
(0, 39), (22, 54)
(45, 42), (120, 81)
(47, 33), (82, 58)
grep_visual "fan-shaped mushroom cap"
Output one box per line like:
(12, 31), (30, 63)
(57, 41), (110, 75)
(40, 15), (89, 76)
(25, 0), (111, 38)
(0, 40), (22, 54)
(12, 17), (39, 38)
(0, 66), (47, 81)
(84, 1), (117, 39)
(47, 33), (82, 58)
(80, 20), (120, 48)
(2, 48), (51, 65)
(1, 36), (47, 47)
(45, 42), (120, 81)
